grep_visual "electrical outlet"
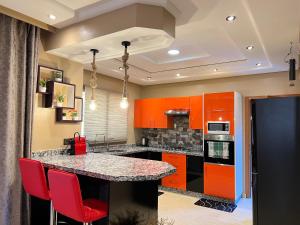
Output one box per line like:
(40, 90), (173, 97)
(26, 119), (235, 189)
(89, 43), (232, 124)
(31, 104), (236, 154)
(64, 138), (73, 145)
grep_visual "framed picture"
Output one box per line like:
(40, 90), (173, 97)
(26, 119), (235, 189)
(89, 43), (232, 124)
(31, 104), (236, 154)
(37, 65), (63, 93)
(56, 97), (83, 122)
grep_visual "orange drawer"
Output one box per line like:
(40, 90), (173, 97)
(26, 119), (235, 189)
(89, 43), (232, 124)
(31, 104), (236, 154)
(204, 163), (235, 200)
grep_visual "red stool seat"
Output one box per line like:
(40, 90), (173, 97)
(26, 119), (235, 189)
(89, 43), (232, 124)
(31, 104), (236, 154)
(48, 169), (108, 224)
(83, 199), (108, 222)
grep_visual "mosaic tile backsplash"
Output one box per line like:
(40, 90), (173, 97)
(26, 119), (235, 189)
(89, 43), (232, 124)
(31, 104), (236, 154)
(141, 116), (203, 151)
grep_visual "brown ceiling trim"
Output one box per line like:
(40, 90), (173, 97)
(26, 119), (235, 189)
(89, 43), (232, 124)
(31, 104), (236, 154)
(0, 5), (56, 32)
(113, 58), (248, 74)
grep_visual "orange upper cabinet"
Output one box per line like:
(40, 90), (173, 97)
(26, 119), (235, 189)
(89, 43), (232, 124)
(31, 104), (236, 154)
(165, 97), (190, 110)
(189, 96), (203, 129)
(204, 163), (235, 200)
(134, 98), (168, 128)
(134, 99), (144, 128)
(162, 153), (186, 190)
(204, 92), (234, 134)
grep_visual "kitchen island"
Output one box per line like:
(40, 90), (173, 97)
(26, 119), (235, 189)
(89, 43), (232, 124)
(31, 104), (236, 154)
(32, 153), (175, 225)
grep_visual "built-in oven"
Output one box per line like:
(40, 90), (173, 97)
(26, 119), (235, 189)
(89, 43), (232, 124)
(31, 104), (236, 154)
(207, 121), (230, 135)
(204, 134), (234, 165)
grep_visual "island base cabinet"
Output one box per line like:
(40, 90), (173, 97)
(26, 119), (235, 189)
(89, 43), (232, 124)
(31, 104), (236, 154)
(109, 181), (158, 224)
(204, 163), (235, 200)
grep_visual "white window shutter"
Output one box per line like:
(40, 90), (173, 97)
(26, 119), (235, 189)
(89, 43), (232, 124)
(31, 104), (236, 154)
(83, 87), (128, 143)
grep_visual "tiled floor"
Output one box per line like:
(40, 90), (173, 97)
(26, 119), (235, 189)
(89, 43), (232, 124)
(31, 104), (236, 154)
(158, 191), (252, 225)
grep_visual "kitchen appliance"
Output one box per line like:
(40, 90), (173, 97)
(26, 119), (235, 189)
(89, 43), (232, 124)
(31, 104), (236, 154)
(204, 134), (234, 165)
(69, 132), (87, 155)
(252, 97), (300, 225)
(207, 121), (230, 134)
(141, 137), (149, 147)
(164, 109), (189, 116)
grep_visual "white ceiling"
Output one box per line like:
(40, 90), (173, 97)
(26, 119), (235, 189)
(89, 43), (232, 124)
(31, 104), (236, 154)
(1, 0), (300, 85)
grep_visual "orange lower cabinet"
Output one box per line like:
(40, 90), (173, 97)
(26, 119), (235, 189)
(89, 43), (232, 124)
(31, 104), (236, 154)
(162, 153), (186, 190)
(204, 163), (235, 200)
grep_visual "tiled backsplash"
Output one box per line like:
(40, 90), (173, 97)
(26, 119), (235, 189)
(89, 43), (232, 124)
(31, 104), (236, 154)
(141, 116), (203, 151)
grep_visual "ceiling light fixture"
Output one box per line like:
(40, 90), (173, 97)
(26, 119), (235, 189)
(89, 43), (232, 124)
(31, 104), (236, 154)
(89, 49), (99, 111)
(246, 45), (254, 51)
(147, 76), (152, 80)
(168, 49), (180, 55)
(48, 14), (56, 20)
(256, 63), (262, 67)
(226, 15), (236, 22)
(213, 68), (218, 72)
(119, 66), (123, 71)
(176, 73), (181, 77)
(120, 41), (131, 109)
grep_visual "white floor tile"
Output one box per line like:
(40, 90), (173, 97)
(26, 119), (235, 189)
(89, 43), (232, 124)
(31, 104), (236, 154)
(158, 191), (252, 225)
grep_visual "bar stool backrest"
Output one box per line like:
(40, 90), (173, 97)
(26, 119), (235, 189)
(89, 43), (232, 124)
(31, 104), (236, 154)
(48, 169), (85, 222)
(19, 158), (50, 200)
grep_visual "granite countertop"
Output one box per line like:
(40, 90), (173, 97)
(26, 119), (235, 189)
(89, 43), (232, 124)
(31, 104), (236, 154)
(33, 153), (176, 182)
(92, 145), (204, 157)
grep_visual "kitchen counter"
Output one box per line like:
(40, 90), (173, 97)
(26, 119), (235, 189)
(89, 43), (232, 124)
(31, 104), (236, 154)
(92, 145), (204, 157)
(33, 153), (175, 181)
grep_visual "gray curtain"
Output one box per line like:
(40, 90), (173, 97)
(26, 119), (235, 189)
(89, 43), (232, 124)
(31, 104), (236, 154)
(0, 14), (40, 225)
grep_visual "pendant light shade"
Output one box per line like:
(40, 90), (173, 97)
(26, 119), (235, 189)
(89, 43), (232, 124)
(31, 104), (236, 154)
(120, 41), (131, 109)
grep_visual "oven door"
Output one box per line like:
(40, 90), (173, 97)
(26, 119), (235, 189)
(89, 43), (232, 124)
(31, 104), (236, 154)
(204, 140), (234, 165)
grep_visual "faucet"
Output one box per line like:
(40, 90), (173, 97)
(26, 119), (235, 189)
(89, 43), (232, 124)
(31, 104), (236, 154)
(107, 138), (114, 151)
(94, 134), (107, 150)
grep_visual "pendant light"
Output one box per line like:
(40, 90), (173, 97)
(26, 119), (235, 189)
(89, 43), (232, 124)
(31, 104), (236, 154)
(89, 49), (99, 110)
(120, 41), (131, 109)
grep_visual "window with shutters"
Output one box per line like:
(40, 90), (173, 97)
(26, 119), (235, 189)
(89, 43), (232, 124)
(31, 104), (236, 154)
(82, 86), (128, 143)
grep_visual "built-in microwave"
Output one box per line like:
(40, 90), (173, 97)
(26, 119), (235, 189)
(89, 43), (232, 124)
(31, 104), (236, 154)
(207, 121), (230, 135)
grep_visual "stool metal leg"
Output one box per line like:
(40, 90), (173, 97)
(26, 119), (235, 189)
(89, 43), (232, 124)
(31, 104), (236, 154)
(50, 201), (57, 225)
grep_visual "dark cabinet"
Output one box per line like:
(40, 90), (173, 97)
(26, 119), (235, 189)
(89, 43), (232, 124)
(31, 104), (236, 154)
(148, 152), (162, 161)
(125, 152), (149, 159)
(186, 156), (204, 193)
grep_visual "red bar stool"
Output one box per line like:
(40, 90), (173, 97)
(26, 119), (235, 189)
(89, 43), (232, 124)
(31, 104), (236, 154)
(19, 158), (56, 225)
(48, 169), (108, 225)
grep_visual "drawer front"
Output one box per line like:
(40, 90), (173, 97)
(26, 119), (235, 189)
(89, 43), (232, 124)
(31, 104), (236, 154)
(204, 163), (235, 200)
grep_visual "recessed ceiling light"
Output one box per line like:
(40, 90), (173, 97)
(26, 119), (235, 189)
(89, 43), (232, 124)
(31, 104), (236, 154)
(176, 73), (181, 77)
(226, 15), (236, 22)
(168, 49), (180, 55)
(256, 63), (262, 67)
(119, 67), (123, 71)
(147, 76), (152, 80)
(213, 68), (218, 72)
(246, 45), (254, 51)
(48, 14), (56, 20)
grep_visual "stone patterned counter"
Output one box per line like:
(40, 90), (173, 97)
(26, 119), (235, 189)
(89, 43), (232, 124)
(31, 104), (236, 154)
(33, 153), (175, 182)
(92, 145), (204, 157)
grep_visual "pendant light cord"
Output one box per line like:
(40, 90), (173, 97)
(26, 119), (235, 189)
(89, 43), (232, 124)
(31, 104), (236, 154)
(121, 41), (130, 98)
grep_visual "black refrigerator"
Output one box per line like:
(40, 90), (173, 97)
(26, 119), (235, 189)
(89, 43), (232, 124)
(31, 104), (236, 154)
(252, 97), (300, 225)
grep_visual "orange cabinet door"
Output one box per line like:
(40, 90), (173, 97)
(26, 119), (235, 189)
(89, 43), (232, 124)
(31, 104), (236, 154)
(189, 96), (203, 129)
(204, 92), (235, 134)
(204, 92), (234, 112)
(134, 99), (143, 128)
(204, 163), (235, 200)
(165, 97), (190, 110)
(162, 153), (186, 190)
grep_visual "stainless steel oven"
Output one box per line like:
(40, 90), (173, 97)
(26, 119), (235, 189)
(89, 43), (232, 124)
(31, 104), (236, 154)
(207, 121), (230, 135)
(204, 134), (234, 165)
